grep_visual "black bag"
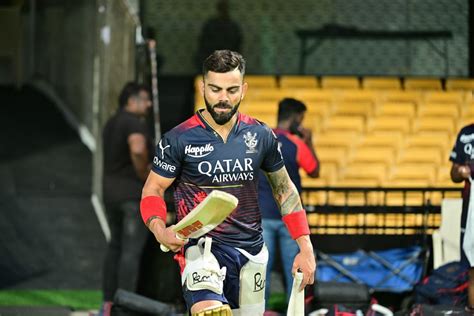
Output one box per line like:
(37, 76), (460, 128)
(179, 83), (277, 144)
(313, 282), (371, 311)
(414, 261), (468, 306)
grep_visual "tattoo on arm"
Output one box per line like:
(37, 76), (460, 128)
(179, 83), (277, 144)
(266, 167), (303, 216)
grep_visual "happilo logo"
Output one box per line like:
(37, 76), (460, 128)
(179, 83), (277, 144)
(243, 131), (258, 154)
(185, 143), (214, 158)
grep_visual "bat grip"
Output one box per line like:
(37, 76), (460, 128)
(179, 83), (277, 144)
(159, 234), (187, 253)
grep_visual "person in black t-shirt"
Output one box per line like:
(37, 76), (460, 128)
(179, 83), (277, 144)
(100, 82), (153, 316)
(450, 123), (474, 313)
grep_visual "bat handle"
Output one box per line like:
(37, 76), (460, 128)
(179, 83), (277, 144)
(159, 234), (187, 253)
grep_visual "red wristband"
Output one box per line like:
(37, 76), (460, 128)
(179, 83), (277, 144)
(140, 196), (167, 225)
(282, 209), (310, 240)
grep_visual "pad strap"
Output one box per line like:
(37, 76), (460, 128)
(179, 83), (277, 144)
(140, 195), (167, 225)
(282, 209), (310, 240)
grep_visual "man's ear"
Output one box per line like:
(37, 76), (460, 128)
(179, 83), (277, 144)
(199, 77), (205, 97)
(241, 82), (248, 100)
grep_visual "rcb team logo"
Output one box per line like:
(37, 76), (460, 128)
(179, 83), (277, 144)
(243, 132), (258, 154)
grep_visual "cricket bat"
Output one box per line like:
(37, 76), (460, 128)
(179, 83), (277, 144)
(287, 272), (304, 316)
(160, 190), (238, 252)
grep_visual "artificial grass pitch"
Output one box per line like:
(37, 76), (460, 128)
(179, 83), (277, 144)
(0, 290), (101, 310)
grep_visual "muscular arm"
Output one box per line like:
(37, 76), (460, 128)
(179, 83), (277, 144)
(142, 172), (185, 251)
(128, 133), (150, 181)
(265, 166), (303, 216)
(265, 166), (316, 290)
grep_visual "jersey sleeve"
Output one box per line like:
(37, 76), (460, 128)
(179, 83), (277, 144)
(261, 126), (285, 173)
(152, 132), (182, 178)
(295, 138), (318, 174)
(125, 115), (148, 136)
(450, 129), (465, 164)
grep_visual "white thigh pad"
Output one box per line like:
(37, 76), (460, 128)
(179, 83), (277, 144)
(182, 237), (227, 294)
(234, 245), (268, 315)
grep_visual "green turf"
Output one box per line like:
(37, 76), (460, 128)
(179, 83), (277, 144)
(0, 290), (101, 310)
(267, 292), (287, 312)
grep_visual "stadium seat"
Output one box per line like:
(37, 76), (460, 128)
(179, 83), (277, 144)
(332, 101), (373, 117)
(423, 91), (465, 104)
(241, 100), (278, 114)
(445, 78), (474, 91)
(343, 163), (387, 184)
(320, 76), (360, 89)
(397, 147), (442, 165)
(413, 117), (456, 135)
(362, 77), (402, 90)
(329, 179), (381, 206)
(350, 146), (395, 165)
(417, 103), (459, 119)
(367, 116), (411, 134)
(279, 76), (318, 88)
(382, 90), (422, 104)
(316, 147), (348, 168)
(244, 88), (292, 102)
(244, 75), (277, 88)
(389, 164), (436, 184)
(293, 89), (336, 103)
(360, 132), (404, 150)
(404, 78), (442, 90)
(405, 133), (452, 152)
(376, 102), (416, 118)
(322, 115), (365, 133)
(435, 165), (463, 188)
(314, 131), (360, 150)
(337, 90), (380, 104)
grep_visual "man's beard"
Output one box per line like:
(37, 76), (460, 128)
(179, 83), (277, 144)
(204, 96), (241, 125)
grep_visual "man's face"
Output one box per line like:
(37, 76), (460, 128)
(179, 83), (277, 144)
(202, 68), (247, 125)
(133, 90), (152, 116)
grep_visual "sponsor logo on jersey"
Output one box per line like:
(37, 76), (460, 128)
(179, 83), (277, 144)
(158, 140), (170, 159)
(153, 156), (176, 173)
(464, 143), (474, 159)
(185, 143), (214, 158)
(460, 133), (474, 144)
(198, 158), (254, 183)
(244, 132), (258, 154)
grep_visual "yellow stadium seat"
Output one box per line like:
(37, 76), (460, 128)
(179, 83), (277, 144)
(389, 164), (436, 184)
(241, 100), (278, 115)
(332, 101), (373, 117)
(397, 147), (442, 165)
(343, 163), (387, 184)
(376, 102), (416, 117)
(418, 103), (459, 119)
(413, 117), (456, 135)
(317, 147), (348, 168)
(244, 75), (277, 88)
(329, 179), (381, 206)
(405, 133), (451, 152)
(244, 88), (292, 102)
(314, 131), (360, 150)
(445, 78), (474, 91)
(362, 77), (402, 90)
(350, 147), (395, 165)
(304, 101), (332, 118)
(337, 90), (380, 103)
(423, 91), (465, 104)
(293, 89), (334, 103)
(382, 90), (422, 104)
(404, 78), (442, 90)
(360, 132), (404, 149)
(458, 115), (474, 131)
(321, 76), (360, 89)
(279, 76), (318, 88)
(322, 115), (365, 133)
(367, 116), (411, 134)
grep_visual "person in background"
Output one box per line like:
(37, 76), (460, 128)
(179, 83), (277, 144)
(450, 123), (474, 313)
(195, 0), (242, 72)
(258, 98), (320, 312)
(99, 82), (153, 316)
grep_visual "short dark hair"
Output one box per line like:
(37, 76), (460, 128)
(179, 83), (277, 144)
(118, 82), (149, 108)
(277, 98), (307, 122)
(202, 50), (246, 77)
